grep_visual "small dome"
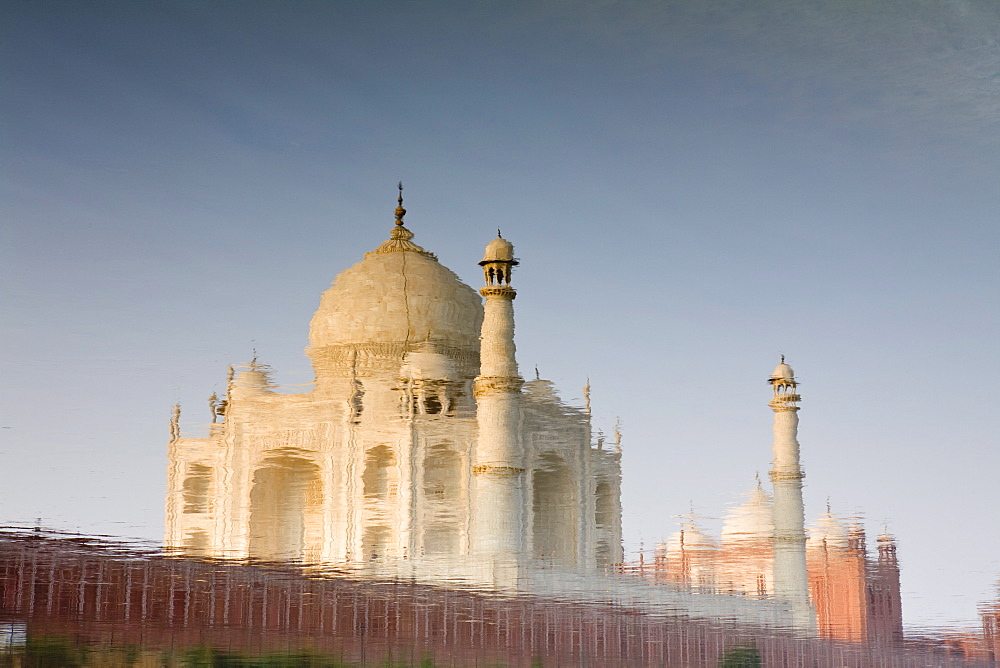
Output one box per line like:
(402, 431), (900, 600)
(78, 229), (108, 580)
(232, 361), (274, 392)
(721, 485), (774, 543)
(770, 362), (795, 381)
(482, 236), (515, 262)
(665, 520), (718, 555)
(807, 514), (850, 550)
(523, 378), (560, 404)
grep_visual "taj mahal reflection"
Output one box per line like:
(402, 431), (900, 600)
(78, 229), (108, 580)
(165, 188), (623, 577)
(8, 190), (998, 664)
(161, 189), (904, 644)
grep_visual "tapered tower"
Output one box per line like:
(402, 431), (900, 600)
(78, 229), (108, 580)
(768, 357), (815, 631)
(471, 233), (526, 577)
(477, 233), (520, 382)
(474, 232), (522, 469)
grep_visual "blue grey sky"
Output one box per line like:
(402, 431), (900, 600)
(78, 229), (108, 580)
(2, 1), (998, 629)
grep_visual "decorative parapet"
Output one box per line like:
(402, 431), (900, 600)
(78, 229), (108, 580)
(309, 342), (480, 367)
(472, 465), (525, 477)
(768, 397), (801, 412)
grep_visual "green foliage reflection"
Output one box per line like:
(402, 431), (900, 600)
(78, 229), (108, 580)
(3, 636), (442, 668)
(718, 644), (762, 667)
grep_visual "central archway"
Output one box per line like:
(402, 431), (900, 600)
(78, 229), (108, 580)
(248, 455), (322, 562)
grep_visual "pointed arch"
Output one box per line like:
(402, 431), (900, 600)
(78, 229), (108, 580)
(248, 454), (322, 562)
(182, 463), (213, 514)
(362, 444), (397, 499)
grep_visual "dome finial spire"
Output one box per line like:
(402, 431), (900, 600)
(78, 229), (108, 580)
(370, 182), (434, 258)
(394, 181), (406, 225)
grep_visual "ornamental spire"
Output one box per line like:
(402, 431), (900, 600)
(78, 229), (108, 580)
(395, 181), (406, 225)
(369, 182), (435, 258)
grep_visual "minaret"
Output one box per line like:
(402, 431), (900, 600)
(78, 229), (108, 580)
(471, 231), (526, 582)
(767, 357), (816, 631)
(477, 231), (519, 382)
(474, 231), (522, 468)
(867, 531), (904, 643)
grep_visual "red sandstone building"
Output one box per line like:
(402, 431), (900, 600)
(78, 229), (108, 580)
(622, 497), (904, 645)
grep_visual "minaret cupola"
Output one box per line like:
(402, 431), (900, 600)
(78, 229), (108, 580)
(479, 230), (519, 290)
(768, 355), (800, 412)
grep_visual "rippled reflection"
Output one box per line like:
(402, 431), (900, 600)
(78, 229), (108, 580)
(164, 205), (624, 585)
(3, 200), (998, 665)
(2, 527), (996, 666)
(621, 506), (904, 643)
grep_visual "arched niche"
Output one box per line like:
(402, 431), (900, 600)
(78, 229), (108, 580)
(594, 480), (613, 563)
(532, 452), (578, 564)
(420, 442), (463, 555)
(182, 463), (213, 514)
(422, 443), (461, 500)
(362, 444), (397, 500)
(248, 454), (322, 562)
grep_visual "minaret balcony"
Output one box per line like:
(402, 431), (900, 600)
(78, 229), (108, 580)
(479, 286), (517, 299)
(768, 394), (801, 410)
(473, 377), (524, 396)
(769, 469), (805, 482)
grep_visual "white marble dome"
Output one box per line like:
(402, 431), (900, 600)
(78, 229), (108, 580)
(309, 236), (483, 351)
(807, 514), (851, 550)
(665, 520), (719, 554)
(721, 485), (774, 543)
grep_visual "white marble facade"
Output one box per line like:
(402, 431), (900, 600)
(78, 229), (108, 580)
(165, 195), (623, 571)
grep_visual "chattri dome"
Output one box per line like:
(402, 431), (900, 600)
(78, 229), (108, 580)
(770, 361), (795, 381)
(482, 235), (515, 262)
